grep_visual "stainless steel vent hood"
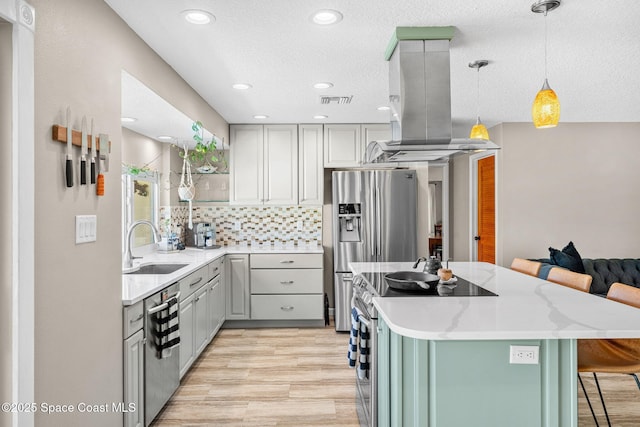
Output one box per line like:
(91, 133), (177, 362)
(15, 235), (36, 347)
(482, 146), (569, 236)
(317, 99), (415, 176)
(365, 27), (500, 164)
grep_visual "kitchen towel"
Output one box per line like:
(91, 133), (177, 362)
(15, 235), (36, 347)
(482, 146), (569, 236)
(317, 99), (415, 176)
(154, 297), (180, 359)
(348, 307), (360, 367)
(358, 319), (369, 380)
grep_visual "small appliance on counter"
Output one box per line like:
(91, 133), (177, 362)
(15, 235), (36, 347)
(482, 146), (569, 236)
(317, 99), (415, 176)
(184, 221), (220, 249)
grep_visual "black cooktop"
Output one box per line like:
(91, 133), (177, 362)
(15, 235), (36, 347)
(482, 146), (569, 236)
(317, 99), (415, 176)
(360, 272), (498, 298)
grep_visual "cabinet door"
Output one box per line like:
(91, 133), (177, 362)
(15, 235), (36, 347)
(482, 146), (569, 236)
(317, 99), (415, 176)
(298, 124), (323, 205)
(323, 124), (361, 167)
(194, 284), (210, 355)
(264, 125), (298, 205)
(208, 277), (224, 340)
(226, 254), (250, 319)
(362, 123), (392, 155)
(179, 294), (195, 378)
(124, 329), (144, 427)
(230, 125), (264, 205)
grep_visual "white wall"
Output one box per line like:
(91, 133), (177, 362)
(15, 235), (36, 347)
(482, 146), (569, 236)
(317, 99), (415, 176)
(31, 0), (227, 425)
(451, 122), (640, 266)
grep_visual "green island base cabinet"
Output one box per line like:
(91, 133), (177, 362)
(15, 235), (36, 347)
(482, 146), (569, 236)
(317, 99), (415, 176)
(377, 319), (577, 427)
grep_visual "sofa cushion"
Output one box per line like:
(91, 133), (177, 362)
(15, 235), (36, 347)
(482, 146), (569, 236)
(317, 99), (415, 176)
(583, 259), (640, 296)
(532, 258), (640, 296)
(549, 241), (586, 274)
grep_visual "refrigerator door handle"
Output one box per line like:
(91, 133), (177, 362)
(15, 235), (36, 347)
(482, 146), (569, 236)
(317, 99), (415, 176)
(376, 187), (382, 256)
(370, 182), (376, 258)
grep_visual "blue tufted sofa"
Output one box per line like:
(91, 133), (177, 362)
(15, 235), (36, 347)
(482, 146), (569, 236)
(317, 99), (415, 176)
(535, 258), (640, 296)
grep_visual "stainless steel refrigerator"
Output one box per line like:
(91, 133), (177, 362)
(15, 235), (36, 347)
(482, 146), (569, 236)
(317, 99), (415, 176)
(333, 170), (417, 331)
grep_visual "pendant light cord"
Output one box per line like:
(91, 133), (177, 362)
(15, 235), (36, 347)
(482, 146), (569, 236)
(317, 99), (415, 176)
(544, 11), (548, 79)
(476, 67), (481, 119)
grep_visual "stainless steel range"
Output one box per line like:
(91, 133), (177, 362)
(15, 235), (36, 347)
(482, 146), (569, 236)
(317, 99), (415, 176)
(351, 271), (497, 427)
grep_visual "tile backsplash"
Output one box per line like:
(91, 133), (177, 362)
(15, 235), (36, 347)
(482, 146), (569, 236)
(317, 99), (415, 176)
(160, 205), (322, 247)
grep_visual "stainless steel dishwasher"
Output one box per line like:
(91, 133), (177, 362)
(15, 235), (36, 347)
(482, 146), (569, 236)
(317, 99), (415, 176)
(144, 283), (180, 426)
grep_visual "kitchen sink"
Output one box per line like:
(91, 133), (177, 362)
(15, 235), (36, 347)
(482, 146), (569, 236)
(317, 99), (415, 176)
(125, 263), (188, 275)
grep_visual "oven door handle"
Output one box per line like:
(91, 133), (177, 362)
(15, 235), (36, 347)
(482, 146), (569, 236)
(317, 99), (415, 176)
(358, 315), (371, 328)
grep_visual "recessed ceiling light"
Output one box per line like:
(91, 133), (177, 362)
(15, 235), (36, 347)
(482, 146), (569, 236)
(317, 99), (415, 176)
(233, 83), (253, 90)
(311, 9), (343, 25)
(313, 82), (333, 89)
(182, 9), (215, 25)
(157, 135), (173, 141)
(121, 117), (137, 123)
(377, 106), (391, 111)
(253, 115), (268, 119)
(313, 115), (328, 119)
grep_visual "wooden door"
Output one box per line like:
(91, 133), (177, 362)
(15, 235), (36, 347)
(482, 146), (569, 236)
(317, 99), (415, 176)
(477, 156), (495, 263)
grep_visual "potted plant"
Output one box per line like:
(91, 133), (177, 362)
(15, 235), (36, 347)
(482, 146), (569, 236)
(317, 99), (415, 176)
(177, 121), (217, 173)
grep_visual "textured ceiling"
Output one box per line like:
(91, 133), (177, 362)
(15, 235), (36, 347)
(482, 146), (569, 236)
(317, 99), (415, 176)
(107, 0), (640, 138)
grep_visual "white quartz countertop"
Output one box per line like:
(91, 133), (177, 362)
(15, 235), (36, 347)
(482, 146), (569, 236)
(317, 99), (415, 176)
(123, 245), (323, 306)
(350, 261), (640, 341)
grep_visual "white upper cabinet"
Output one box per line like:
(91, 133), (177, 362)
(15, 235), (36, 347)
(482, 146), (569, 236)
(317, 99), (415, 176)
(323, 124), (361, 168)
(362, 123), (392, 151)
(263, 125), (298, 205)
(323, 124), (391, 168)
(230, 124), (297, 205)
(230, 125), (264, 204)
(298, 125), (323, 205)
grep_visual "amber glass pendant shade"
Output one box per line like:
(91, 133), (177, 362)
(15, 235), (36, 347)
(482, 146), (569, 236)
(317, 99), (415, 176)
(532, 78), (560, 128)
(469, 117), (489, 140)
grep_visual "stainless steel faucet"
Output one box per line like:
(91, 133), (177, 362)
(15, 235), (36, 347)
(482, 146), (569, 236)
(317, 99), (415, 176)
(412, 257), (427, 270)
(123, 220), (162, 269)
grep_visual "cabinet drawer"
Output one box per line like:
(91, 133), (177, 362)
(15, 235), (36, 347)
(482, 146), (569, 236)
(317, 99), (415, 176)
(209, 257), (223, 279)
(179, 264), (209, 299)
(123, 300), (144, 338)
(251, 253), (322, 269)
(251, 269), (322, 294)
(251, 294), (323, 320)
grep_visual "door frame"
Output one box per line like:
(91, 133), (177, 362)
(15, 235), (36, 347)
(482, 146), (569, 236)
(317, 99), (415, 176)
(469, 152), (498, 263)
(2, 2), (36, 426)
(427, 161), (450, 262)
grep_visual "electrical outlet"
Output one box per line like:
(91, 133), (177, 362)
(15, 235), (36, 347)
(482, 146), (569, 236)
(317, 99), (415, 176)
(509, 345), (539, 364)
(297, 220), (303, 231)
(234, 221), (241, 231)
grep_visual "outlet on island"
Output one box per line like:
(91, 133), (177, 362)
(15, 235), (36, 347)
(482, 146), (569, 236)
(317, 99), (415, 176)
(509, 345), (539, 365)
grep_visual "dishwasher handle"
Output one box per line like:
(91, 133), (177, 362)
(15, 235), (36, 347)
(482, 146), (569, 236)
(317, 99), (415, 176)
(147, 292), (181, 315)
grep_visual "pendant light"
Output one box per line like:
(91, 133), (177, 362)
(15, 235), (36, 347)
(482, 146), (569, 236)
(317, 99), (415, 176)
(469, 60), (489, 140)
(531, 0), (561, 128)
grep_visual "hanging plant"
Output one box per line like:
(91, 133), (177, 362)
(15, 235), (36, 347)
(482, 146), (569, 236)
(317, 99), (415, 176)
(178, 121), (219, 169)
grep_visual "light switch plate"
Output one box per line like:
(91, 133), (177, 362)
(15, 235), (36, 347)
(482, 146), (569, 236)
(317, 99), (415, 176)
(76, 215), (97, 244)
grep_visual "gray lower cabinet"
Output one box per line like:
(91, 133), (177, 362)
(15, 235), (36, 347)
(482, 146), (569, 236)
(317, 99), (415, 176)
(179, 292), (196, 378)
(123, 301), (145, 427)
(250, 253), (323, 321)
(225, 254), (250, 319)
(179, 256), (225, 378)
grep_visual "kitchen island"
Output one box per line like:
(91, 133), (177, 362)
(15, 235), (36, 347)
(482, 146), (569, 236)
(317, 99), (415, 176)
(350, 261), (640, 427)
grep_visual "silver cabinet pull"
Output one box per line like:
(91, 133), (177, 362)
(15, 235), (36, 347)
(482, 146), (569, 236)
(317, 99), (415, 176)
(190, 277), (203, 287)
(130, 313), (144, 323)
(343, 277), (353, 282)
(280, 260), (294, 264)
(280, 306), (294, 311)
(280, 280), (294, 284)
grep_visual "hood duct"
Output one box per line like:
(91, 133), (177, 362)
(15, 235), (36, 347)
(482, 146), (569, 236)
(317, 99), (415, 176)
(365, 27), (500, 164)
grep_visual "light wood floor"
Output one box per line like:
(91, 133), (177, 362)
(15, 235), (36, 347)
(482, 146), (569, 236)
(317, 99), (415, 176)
(151, 324), (359, 426)
(152, 325), (639, 426)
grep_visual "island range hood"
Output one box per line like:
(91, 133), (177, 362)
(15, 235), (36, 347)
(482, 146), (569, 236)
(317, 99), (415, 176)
(364, 27), (500, 164)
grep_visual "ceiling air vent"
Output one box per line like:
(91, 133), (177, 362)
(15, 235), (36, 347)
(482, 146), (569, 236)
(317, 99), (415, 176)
(320, 95), (353, 104)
